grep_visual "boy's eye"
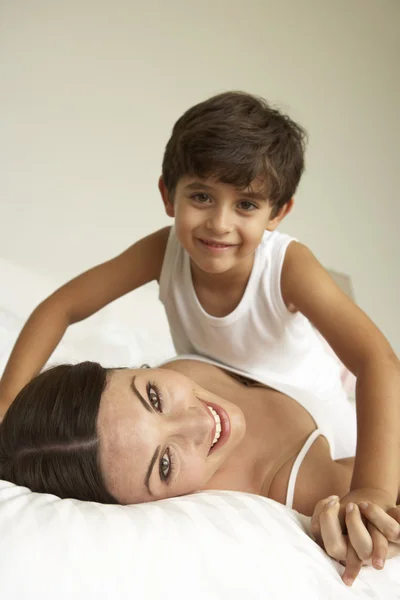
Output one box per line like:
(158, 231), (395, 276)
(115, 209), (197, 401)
(147, 383), (161, 411)
(238, 200), (257, 211)
(191, 193), (211, 203)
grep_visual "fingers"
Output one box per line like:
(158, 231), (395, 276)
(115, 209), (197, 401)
(310, 496), (339, 547)
(387, 505), (400, 528)
(310, 498), (400, 588)
(325, 501), (379, 586)
(319, 497), (347, 560)
(342, 542), (363, 586)
(368, 523), (387, 569)
(310, 496), (351, 564)
(342, 502), (373, 585)
(345, 503), (373, 562)
(348, 502), (400, 577)
(363, 504), (400, 568)
(359, 502), (400, 542)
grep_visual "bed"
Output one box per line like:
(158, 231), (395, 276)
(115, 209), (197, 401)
(1, 258), (399, 599)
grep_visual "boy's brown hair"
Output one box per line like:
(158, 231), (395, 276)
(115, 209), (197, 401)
(162, 91), (307, 216)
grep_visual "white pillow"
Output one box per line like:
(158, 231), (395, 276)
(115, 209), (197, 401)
(1, 481), (400, 600)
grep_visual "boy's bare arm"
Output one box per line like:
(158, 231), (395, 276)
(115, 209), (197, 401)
(0, 227), (170, 415)
(281, 241), (400, 504)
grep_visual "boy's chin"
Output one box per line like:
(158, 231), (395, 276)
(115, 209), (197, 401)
(189, 254), (238, 274)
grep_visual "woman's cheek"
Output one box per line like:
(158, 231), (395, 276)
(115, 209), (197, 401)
(176, 459), (208, 495)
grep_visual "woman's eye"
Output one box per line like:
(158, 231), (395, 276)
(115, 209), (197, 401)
(160, 451), (171, 480)
(238, 200), (257, 211)
(147, 383), (161, 411)
(192, 193), (211, 203)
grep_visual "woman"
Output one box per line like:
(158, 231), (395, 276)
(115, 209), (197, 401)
(0, 357), (399, 586)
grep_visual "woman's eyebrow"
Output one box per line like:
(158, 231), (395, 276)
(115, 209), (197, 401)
(145, 446), (161, 496)
(130, 376), (152, 412)
(130, 375), (158, 495)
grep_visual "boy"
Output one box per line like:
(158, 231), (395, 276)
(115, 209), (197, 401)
(1, 92), (399, 548)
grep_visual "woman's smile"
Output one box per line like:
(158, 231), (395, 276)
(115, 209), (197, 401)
(202, 401), (231, 455)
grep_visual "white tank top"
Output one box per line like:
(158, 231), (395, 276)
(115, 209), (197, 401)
(159, 227), (357, 459)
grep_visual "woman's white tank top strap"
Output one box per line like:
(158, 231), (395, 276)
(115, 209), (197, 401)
(285, 429), (322, 509)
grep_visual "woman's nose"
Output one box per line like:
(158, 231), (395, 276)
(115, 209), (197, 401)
(169, 406), (210, 447)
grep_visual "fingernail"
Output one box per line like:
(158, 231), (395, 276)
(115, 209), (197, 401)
(342, 576), (353, 587)
(374, 558), (384, 569)
(359, 502), (368, 511)
(327, 497), (338, 508)
(346, 503), (354, 514)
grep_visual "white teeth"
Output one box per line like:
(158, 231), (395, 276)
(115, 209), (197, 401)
(208, 406), (222, 447)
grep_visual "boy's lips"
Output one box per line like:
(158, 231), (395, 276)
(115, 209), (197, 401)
(196, 238), (237, 253)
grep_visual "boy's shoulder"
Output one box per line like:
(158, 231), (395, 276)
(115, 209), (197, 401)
(259, 229), (298, 268)
(138, 225), (171, 256)
(111, 226), (172, 287)
(142, 226), (171, 282)
(150, 225), (172, 250)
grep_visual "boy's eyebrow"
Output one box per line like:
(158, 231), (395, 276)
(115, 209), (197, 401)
(184, 181), (268, 201)
(238, 189), (268, 201)
(184, 181), (215, 192)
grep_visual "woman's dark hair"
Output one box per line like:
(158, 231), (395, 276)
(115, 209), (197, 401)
(162, 91), (307, 216)
(0, 362), (117, 504)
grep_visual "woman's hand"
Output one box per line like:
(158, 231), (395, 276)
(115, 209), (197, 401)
(336, 487), (398, 583)
(310, 496), (400, 586)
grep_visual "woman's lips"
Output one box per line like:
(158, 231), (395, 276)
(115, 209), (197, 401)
(204, 401), (231, 455)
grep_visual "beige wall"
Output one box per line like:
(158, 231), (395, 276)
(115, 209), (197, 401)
(1, 0), (399, 352)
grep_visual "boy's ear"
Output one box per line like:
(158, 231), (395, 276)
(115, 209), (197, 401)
(266, 198), (294, 231)
(158, 176), (175, 218)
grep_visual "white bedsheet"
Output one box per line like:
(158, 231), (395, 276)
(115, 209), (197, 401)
(1, 481), (400, 600)
(1, 258), (400, 599)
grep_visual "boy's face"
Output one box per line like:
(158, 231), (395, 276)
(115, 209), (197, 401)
(160, 176), (292, 276)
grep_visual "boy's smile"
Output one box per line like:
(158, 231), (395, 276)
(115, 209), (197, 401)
(195, 237), (238, 252)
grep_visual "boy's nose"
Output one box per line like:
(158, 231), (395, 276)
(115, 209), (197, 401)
(206, 207), (233, 235)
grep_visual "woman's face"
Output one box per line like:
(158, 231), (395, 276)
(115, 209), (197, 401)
(97, 367), (246, 504)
